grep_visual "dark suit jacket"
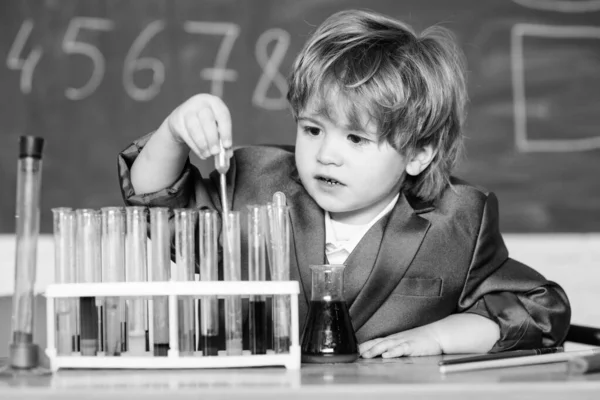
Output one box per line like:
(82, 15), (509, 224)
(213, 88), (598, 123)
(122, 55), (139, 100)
(118, 134), (571, 352)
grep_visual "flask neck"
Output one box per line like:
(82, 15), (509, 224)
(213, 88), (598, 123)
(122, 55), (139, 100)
(309, 264), (346, 302)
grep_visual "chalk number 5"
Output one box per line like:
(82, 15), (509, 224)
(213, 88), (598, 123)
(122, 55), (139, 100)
(62, 17), (115, 100)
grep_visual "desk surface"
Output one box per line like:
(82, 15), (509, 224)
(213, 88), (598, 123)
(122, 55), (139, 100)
(1, 355), (600, 400)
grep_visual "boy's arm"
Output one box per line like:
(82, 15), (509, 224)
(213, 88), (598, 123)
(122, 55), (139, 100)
(129, 121), (190, 195)
(359, 313), (499, 358)
(361, 191), (570, 359)
(118, 131), (199, 210)
(457, 192), (571, 352)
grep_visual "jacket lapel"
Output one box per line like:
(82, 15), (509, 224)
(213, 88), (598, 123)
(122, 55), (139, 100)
(349, 192), (431, 332)
(343, 214), (390, 307)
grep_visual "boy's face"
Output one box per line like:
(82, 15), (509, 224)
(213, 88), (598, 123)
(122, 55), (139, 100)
(295, 98), (407, 225)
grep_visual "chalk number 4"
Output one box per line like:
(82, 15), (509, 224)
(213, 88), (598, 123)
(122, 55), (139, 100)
(6, 19), (43, 94)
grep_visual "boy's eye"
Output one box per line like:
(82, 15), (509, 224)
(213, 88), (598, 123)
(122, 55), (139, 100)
(303, 126), (321, 136)
(347, 134), (367, 145)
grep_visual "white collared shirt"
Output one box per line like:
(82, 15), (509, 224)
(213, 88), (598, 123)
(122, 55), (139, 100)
(325, 193), (400, 265)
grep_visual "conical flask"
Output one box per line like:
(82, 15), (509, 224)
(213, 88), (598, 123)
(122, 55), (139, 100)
(301, 264), (359, 363)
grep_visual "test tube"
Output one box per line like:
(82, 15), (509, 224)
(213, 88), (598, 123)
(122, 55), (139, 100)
(52, 208), (76, 355)
(198, 209), (219, 356)
(223, 211), (242, 355)
(76, 209), (101, 356)
(267, 202), (291, 353)
(173, 209), (197, 355)
(247, 205), (267, 354)
(150, 207), (170, 356)
(125, 206), (148, 355)
(9, 136), (44, 369)
(101, 207), (126, 356)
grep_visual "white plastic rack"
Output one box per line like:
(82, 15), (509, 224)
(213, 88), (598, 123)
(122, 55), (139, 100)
(44, 281), (300, 371)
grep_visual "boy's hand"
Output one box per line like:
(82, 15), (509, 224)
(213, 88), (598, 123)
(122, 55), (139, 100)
(163, 93), (233, 160)
(359, 324), (443, 358)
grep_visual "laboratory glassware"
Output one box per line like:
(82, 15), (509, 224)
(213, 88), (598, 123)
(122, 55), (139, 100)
(101, 207), (126, 356)
(150, 207), (171, 356)
(8, 136), (44, 370)
(52, 208), (76, 355)
(174, 208), (197, 355)
(300, 264), (359, 363)
(198, 209), (219, 356)
(125, 206), (148, 354)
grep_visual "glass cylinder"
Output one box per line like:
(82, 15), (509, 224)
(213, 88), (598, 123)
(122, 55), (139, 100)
(10, 136), (44, 369)
(150, 207), (170, 356)
(125, 206), (148, 354)
(52, 208), (76, 355)
(247, 205), (267, 354)
(198, 209), (219, 356)
(266, 204), (291, 353)
(76, 209), (101, 356)
(301, 264), (359, 363)
(173, 208), (197, 355)
(223, 211), (242, 355)
(101, 207), (126, 356)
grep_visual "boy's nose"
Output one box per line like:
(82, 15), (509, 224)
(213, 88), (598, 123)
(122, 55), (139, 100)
(316, 136), (342, 166)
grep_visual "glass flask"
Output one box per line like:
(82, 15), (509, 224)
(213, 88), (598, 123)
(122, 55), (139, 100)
(301, 264), (359, 363)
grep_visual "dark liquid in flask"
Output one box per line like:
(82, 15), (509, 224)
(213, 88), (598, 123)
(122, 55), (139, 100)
(301, 300), (359, 363)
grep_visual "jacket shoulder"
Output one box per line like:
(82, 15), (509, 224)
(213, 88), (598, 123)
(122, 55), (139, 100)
(232, 145), (296, 180)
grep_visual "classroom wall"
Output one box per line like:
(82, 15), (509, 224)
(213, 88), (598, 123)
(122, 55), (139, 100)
(0, 0), (599, 234)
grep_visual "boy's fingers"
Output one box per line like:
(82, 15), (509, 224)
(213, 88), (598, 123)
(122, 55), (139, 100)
(358, 338), (384, 355)
(183, 114), (207, 158)
(382, 341), (411, 358)
(208, 96), (233, 148)
(361, 339), (400, 359)
(197, 107), (220, 155)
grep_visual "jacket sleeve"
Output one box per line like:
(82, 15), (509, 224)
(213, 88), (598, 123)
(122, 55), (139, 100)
(457, 192), (571, 352)
(117, 132), (226, 211)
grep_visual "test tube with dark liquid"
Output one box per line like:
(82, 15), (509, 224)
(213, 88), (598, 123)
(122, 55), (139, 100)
(247, 205), (267, 354)
(76, 209), (101, 356)
(52, 208), (76, 355)
(125, 206), (148, 355)
(198, 210), (219, 356)
(223, 211), (243, 355)
(150, 207), (170, 356)
(174, 209), (197, 355)
(101, 207), (126, 356)
(9, 136), (44, 369)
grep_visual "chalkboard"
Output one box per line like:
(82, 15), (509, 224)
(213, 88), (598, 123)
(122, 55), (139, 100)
(1, 0), (599, 233)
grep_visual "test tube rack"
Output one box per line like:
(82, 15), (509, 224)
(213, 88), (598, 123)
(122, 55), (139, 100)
(44, 280), (300, 371)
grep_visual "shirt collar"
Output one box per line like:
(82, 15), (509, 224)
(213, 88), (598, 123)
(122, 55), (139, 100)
(325, 193), (400, 254)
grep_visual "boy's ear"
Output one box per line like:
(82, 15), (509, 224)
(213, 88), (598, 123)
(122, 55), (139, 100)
(405, 145), (435, 176)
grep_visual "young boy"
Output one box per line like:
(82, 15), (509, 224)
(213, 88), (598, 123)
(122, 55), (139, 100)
(118, 9), (570, 358)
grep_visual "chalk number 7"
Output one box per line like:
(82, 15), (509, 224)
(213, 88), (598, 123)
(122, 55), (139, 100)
(62, 17), (115, 100)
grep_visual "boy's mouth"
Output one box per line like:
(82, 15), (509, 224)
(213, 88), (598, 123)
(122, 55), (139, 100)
(315, 175), (344, 186)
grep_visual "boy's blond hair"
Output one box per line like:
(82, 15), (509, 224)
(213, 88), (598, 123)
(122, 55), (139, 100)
(287, 9), (467, 202)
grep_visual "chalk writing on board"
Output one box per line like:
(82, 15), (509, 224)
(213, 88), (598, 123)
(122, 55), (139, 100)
(123, 20), (166, 102)
(183, 21), (240, 98)
(512, 0), (600, 13)
(5, 18), (291, 107)
(511, 23), (600, 152)
(5, 19), (42, 95)
(62, 17), (115, 100)
(252, 28), (290, 110)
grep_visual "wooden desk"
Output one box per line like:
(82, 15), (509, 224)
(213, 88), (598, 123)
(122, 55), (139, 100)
(2, 355), (600, 400)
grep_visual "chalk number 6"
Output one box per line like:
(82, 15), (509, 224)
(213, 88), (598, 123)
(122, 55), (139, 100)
(62, 17), (115, 100)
